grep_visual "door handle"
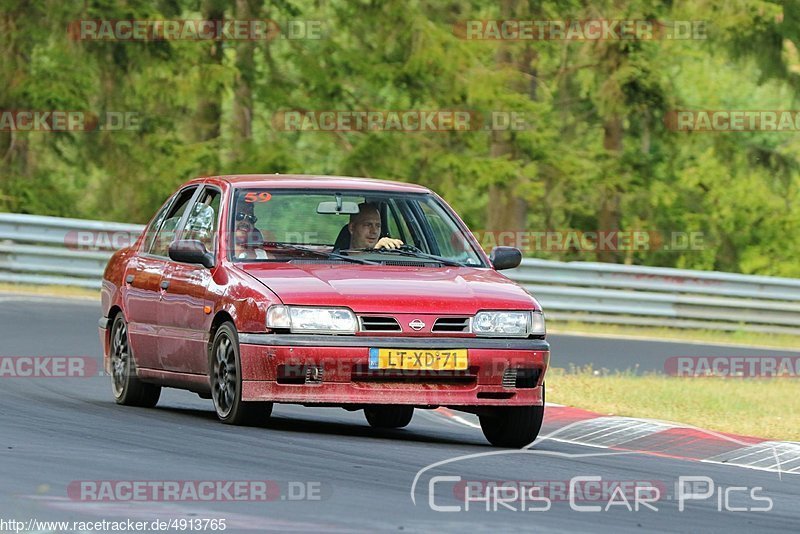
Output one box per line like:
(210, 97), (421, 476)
(125, 274), (135, 284)
(160, 280), (170, 290)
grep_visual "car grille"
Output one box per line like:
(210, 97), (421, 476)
(501, 367), (541, 389)
(359, 316), (402, 332)
(431, 317), (470, 333)
(502, 368), (518, 388)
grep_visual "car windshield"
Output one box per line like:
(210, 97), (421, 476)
(228, 189), (485, 267)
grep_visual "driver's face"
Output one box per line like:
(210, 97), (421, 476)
(349, 211), (381, 248)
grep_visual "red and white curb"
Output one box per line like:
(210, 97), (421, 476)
(434, 405), (800, 476)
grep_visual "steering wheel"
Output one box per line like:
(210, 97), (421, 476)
(398, 244), (423, 253)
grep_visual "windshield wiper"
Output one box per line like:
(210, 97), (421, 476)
(369, 247), (466, 267)
(265, 243), (379, 265)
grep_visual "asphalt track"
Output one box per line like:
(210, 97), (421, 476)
(0, 295), (798, 533)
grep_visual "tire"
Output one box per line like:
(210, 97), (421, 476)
(479, 385), (545, 448)
(364, 405), (414, 429)
(109, 314), (161, 408)
(210, 322), (273, 425)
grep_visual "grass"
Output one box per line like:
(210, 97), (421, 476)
(547, 366), (800, 441)
(0, 282), (99, 300)
(549, 320), (800, 350)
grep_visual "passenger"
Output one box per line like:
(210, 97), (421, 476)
(348, 202), (404, 250)
(233, 205), (268, 259)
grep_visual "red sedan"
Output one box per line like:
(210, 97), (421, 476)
(99, 175), (549, 447)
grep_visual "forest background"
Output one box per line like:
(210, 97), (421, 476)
(2, 0), (799, 275)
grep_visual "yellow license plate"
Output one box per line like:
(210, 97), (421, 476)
(368, 348), (468, 370)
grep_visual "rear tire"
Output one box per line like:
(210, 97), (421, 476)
(364, 405), (414, 429)
(210, 322), (273, 425)
(479, 386), (545, 448)
(110, 314), (161, 408)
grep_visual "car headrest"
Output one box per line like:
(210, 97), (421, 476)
(333, 225), (351, 251)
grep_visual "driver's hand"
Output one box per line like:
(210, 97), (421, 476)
(374, 237), (404, 250)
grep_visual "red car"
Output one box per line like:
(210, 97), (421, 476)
(99, 175), (549, 447)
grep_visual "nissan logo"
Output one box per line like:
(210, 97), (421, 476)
(408, 319), (426, 331)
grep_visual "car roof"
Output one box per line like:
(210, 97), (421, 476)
(200, 174), (432, 194)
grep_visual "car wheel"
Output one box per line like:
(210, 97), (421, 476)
(210, 322), (273, 425)
(110, 314), (161, 407)
(364, 405), (414, 429)
(479, 385), (545, 448)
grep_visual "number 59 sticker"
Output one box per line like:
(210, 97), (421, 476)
(244, 192), (272, 203)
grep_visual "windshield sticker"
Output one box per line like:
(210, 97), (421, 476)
(244, 192), (272, 203)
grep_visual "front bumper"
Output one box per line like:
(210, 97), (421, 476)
(238, 334), (549, 407)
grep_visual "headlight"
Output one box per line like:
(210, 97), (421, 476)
(473, 310), (545, 337)
(266, 305), (357, 334)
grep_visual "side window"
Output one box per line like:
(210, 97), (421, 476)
(182, 188), (221, 252)
(141, 197), (174, 253)
(149, 187), (197, 257)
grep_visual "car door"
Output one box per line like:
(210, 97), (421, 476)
(157, 186), (221, 374)
(124, 186), (199, 370)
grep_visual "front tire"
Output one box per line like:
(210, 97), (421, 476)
(364, 405), (414, 429)
(210, 322), (272, 425)
(479, 386), (545, 447)
(110, 314), (161, 407)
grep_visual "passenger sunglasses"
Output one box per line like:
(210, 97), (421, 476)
(235, 212), (258, 224)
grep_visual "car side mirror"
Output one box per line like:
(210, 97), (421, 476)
(489, 246), (522, 271)
(169, 239), (215, 268)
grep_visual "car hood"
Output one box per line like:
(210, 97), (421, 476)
(238, 263), (538, 314)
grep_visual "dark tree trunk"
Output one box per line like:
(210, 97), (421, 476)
(231, 0), (261, 162)
(486, 0), (535, 237)
(195, 0), (226, 149)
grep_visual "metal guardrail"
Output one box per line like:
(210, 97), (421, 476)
(516, 260), (800, 335)
(0, 213), (144, 289)
(2, 212), (799, 334)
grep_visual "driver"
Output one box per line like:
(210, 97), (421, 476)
(348, 202), (403, 250)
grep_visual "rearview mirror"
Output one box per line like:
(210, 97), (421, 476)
(489, 246), (522, 271)
(317, 200), (360, 215)
(169, 240), (215, 268)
